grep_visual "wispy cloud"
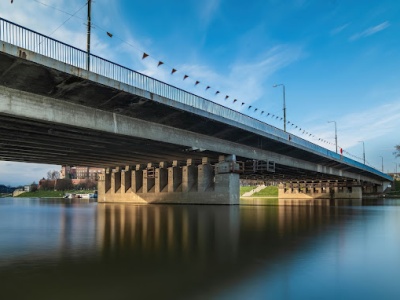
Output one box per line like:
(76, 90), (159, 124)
(129, 44), (303, 113)
(349, 21), (390, 41)
(198, 0), (221, 29)
(338, 101), (400, 146)
(331, 23), (350, 35)
(2, 0), (302, 115)
(306, 100), (400, 152)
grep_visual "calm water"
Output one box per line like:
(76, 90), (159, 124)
(1, 198), (400, 300)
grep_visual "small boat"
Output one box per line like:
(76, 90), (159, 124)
(64, 193), (76, 199)
(63, 192), (97, 199)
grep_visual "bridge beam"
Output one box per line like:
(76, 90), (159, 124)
(0, 85), (386, 185)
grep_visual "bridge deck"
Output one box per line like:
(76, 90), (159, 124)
(0, 18), (392, 184)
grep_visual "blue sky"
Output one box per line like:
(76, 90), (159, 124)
(1, 0), (400, 185)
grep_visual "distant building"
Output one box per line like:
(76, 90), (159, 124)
(61, 165), (104, 180)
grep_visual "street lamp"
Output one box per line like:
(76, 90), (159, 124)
(358, 141), (365, 164)
(379, 156), (383, 172)
(272, 84), (286, 132)
(87, 0), (92, 71)
(328, 121), (338, 153)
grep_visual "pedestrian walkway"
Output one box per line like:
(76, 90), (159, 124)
(242, 185), (266, 197)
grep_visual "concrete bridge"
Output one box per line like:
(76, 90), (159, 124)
(0, 18), (392, 204)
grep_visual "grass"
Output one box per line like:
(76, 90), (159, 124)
(252, 186), (278, 197)
(240, 186), (255, 196)
(240, 185), (278, 197)
(15, 190), (96, 198)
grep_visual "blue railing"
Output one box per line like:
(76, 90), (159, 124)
(0, 17), (392, 181)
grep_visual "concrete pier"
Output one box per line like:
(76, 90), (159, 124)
(278, 180), (362, 205)
(98, 156), (241, 205)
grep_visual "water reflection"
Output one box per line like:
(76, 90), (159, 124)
(97, 204), (240, 263)
(1, 199), (400, 299)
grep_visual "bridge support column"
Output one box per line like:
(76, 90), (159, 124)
(104, 168), (111, 194)
(143, 163), (156, 193)
(98, 156), (240, 205)
(182, 159), (198, 192)
(111, 167), (121, 194)
(132, 164), (144, 193)
(168, 161), (182, 192)
(198, 157), (213, 192)
(121, 166), (131, 194)
(155, 162), (169, 193)
(97, 169), (110, 202)
(279, 180), (363, 205)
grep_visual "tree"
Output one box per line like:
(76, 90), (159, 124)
(30, 182), (38, 192)
(83, 178), (97, 190)
(395, 145), (400, 158)
(39, 179), (55, 191)
(55, 179), (74, 191)
(47, 170), (60, 180)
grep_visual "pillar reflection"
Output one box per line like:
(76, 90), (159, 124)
(96, 204), (240, 262)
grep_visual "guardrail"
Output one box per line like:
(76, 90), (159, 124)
(0, 17), (392, 181)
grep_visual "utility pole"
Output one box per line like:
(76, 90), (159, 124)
(273, 84), (287, 132)
(86, 0), (92, 71)
(359, 141), (365, 164)
(328, 121), (338, 153)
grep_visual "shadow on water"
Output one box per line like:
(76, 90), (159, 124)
(1, 198), (400, 299)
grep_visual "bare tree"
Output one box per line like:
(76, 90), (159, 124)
(47, 170), (60, 180)
(83, 179), (97, 190)
(395, 145), (400, 158)
(55, 179), (74, 191)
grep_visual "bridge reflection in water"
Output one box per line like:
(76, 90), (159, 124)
(94, 203), (355, 299)
(2, 200), (400, 299)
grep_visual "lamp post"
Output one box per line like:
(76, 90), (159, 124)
(379, 156), (383, 172)
(328, 121), (338, 153)
(358, 141), (365, 164)
(273, 84), (286, 132)
(86, 0), (92, 71)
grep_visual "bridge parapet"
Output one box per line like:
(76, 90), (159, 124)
(98, 156), (241, 204)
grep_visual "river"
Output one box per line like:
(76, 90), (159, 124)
(1, 198), (400, 299)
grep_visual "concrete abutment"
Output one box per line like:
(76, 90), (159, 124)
(98, 156), (241, 205)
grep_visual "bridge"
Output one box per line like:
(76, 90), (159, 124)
(0, 18), (392, 204)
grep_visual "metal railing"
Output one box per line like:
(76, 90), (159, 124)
(0, 17), (391, 181)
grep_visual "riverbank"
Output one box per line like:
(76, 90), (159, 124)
(14, 190), (96, 198)
(0, 193), (12, 198)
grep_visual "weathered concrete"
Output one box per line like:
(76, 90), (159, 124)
(98, 157), (241, 205)
(278, 181), (363, 205)
(0, 38), (393, 191)
(168, 161), (182, 192)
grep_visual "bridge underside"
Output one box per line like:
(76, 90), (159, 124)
(0, 45), (391, 188)
(0, 112), (373, 183)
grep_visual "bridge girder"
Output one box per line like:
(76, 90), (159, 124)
(0, 42), (392, 186)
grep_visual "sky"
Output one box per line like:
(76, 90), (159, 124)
(1, 0), (400, 186)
